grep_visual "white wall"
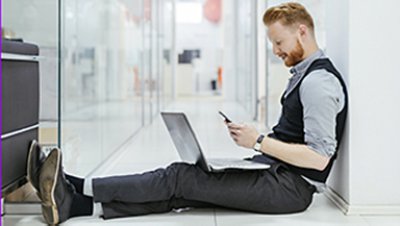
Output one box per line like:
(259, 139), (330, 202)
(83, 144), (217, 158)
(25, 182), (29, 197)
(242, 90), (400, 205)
(325, 0), (350, 203)
(348, 0), (400, 206)
(326, 0), (400, 213)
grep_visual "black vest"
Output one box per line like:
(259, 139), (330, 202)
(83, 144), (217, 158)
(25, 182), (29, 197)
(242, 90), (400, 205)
(270, 58), (348, 183)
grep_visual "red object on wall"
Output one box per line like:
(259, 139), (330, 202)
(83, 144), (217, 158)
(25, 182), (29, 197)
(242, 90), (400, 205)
(204, 0), (221, 23)
(217, 66), (223, 89)
(144, 0), (152, 21)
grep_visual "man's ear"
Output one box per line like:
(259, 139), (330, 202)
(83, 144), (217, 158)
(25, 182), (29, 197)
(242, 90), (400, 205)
(298, 24), (307, 36)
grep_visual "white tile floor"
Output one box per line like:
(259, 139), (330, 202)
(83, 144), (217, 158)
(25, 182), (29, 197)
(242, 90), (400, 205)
(3, 98), (400, 226)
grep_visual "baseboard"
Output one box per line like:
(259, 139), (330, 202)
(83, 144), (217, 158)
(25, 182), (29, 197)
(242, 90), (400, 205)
(324, 187), (349, 214)
(324, 187), (400, 215)
(4, 203), (41, 215)
(1, 198), (4, 216)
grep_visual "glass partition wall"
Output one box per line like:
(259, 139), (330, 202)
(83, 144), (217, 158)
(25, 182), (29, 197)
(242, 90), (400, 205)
(60, 0), (174, 176)
(61, 0), (140, 175)
(1, 0), (173, 206)
(234, 0), (258, 119)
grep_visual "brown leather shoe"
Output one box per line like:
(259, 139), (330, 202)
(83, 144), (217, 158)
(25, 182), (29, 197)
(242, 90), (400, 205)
(27, 140), (46, 198)
(39, 148), (75, 225)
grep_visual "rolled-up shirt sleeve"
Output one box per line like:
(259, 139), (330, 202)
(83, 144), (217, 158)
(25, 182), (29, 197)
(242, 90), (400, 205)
(299, 69), (345, 157)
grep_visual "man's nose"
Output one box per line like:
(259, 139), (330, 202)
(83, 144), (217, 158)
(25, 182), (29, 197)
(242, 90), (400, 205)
(272, 45), (280, 56)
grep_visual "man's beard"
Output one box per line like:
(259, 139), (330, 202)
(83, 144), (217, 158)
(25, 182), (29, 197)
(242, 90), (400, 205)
(284, 39), (304, 67)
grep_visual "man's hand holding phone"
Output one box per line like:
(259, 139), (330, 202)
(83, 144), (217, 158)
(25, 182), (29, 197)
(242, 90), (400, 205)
(219, 111), (260, 149)
(218, 111), (232, 123)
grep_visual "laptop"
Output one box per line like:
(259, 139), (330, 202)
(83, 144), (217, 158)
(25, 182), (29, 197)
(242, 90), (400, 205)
(161, 112), (270, 172)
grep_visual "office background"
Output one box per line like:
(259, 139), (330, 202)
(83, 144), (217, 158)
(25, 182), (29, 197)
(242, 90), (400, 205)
(2, 0), (400, 217)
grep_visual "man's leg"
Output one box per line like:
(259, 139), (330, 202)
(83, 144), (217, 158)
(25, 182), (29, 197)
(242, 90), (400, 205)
(65, 174), (84, 194)
(39, 157), (315, 222)
(101, 198), (216, 219)
(65, 173), (215, 219)
(92, 162), (316, 218)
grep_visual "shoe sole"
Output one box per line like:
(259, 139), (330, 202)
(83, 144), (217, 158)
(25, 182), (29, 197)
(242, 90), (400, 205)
(40, 148), (61, 225)
(27, 140), (43, 199)
(26, 140), (37, 187)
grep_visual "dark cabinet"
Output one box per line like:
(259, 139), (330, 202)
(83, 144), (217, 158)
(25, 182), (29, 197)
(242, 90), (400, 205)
(1, 40), (40, 196)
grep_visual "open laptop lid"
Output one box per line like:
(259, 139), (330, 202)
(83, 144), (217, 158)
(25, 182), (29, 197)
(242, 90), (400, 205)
(161, 112), (211, 172)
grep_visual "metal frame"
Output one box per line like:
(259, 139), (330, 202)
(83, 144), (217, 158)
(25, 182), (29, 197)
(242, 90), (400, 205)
(1, 53), (40, 62)
(1, 124), (39, 140)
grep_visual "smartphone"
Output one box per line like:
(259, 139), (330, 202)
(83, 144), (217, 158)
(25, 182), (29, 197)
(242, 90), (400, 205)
(218, 111), (232, 123)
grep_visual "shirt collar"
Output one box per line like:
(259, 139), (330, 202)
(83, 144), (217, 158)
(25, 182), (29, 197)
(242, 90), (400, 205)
(289, 49), (325, 76)
(283, 49), (326, 98)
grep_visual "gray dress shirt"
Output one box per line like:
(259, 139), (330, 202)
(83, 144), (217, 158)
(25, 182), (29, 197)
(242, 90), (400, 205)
(285, 49), (345, 158)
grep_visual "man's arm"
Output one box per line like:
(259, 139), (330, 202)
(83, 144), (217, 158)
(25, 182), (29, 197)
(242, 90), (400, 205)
(227, 70), (344, 171)
(261, 136), (330, 171)
(227, 123), (329, 171)
(300, 70), (345, 158)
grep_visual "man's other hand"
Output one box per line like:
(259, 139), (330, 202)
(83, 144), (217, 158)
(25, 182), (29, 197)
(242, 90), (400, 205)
(227, 123), (259, 149)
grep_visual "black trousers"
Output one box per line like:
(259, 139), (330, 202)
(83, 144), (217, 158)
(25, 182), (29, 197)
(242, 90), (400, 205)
(92, 162), (316, 219)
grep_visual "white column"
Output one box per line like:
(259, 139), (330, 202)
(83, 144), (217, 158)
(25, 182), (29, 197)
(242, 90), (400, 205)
(326, 0), (400, 215)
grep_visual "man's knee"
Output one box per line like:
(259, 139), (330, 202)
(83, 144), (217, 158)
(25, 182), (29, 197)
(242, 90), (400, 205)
(250, 191), (314, 214)
(166, 162), (192, 173)
(165, 162), (199, 182)
(274, 195), (314, 214)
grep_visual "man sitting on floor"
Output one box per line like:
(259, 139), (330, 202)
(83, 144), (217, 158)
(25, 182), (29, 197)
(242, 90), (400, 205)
(27, 2), (347, 224)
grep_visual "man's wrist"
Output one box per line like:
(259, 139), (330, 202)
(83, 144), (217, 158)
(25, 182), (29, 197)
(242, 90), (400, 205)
(253, 134), (265, 152)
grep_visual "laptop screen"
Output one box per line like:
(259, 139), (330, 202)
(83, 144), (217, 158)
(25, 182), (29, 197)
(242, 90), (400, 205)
(161, 112), (207, 166)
